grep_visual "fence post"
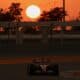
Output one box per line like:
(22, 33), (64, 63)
(60, 25), (64, 48)
(41, 26), (48, 44)
(16, 22), (23, 45)
(8, 22), (10, 40)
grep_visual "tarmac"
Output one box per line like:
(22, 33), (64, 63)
(0, 38), (80, 57)
(0, 39), (80, 80)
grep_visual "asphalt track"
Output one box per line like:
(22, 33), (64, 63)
(0, 38), (80, 80)
(0, 38), (80, 57)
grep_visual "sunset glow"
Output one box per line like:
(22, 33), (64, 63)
(0, 0), (80, 21)
(26, 5), (41, 19)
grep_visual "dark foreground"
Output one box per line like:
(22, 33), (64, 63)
(0, 63), (80, 80)
(0, 39), (80, 80)
(0, 38), (80, 57)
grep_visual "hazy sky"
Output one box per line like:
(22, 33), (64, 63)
(0, 0), (80, 21)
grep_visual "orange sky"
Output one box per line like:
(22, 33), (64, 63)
(0, 0), (80, 21)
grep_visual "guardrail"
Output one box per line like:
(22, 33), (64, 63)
(0, 21), (80, 44)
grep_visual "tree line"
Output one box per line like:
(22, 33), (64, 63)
(0, 3), (22, 22)
(0, 2), (67, 22)
(0, 2), (80, 33)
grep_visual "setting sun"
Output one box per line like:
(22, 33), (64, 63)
(26, 5), (41, 19)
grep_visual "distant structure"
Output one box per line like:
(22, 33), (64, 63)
(63, 0), (65, 21)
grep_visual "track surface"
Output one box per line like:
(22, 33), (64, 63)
(0, 39), (80, 57)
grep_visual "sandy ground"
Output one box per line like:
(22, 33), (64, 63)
(0, 56), (80, 64)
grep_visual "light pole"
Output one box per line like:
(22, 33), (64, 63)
(63, 0), (65, 22)
(61, 0), (65, 47)
(52, 0), (66, 21)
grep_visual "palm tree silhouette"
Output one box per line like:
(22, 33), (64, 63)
(38, 7), (67, 22)
(8, 2), (23, 22)
(0, 3), (23, 34)
(0, 3), (23, 22)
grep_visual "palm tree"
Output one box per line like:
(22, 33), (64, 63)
(37, 7), (67, 36)
(0, 3), (23, 22)
(8, 2), (23, 22)
(0, 3), (23, 34)
(38, 7), (67, 22)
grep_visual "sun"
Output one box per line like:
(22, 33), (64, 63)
(26, 5), (41, 19)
